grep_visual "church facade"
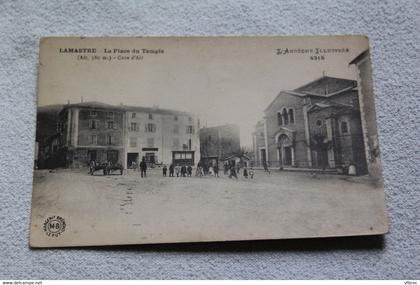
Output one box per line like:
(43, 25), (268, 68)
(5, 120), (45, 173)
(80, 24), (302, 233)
(253, 76), (368, 174)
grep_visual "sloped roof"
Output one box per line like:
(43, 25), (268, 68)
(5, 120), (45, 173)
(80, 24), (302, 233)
(294, 76), (357, 96)
(63, 101), (120, 110)
(54, 101), (192, 116)
(121, 105), (191, 116)
(349, 49), (369, 65)
(307, 101), (354, 112)
(265, 76), (357, 112)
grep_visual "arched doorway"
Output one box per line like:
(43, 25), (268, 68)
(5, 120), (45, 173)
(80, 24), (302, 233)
(277, 134), (294, 167)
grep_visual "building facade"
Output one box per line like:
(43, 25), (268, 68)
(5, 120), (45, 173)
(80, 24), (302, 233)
(123, 106), (200, 168)
(253, 76), (368, 174)
(350, 49), (382, 179)
(57, 102), (125, 168)
(36, 102), (200, 169)
(199, 124), (241, 167)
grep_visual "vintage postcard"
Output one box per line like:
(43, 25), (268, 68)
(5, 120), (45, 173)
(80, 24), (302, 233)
(30, 36), (388, 247)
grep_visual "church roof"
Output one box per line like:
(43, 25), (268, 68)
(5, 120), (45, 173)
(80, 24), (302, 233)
(265, 76), (357, 112)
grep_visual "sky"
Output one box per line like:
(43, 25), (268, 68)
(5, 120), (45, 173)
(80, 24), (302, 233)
(38, 36), (368, 147)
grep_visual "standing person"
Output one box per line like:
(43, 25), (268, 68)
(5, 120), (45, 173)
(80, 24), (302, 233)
(89, 160), (96, 175)
(263, 161), (270, 174)
(249, 167), (254, 179)
(181, 165), (187, 177)
(229, 164), (238, 179)
(169, 163), (174, 177)
(162, 165), (167, 177)
(224, 162), (229, 175)
(140, 157), (147, 178)
(196, 165), (203, 177)
(243, 167), (248, 179)
(213, 164), (219, 177)
(209, 165), (214, 176)
(175, 164), (180, 177)
(187, 165), (192, 177)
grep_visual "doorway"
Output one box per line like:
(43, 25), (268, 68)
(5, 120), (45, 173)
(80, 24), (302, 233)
(127, 152), (139, 168)
(284, 146), (292, 165)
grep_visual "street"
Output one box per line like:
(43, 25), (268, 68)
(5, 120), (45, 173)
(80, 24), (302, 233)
(31, 168), (388, 246)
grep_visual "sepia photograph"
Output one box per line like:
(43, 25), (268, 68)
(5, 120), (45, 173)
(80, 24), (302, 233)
(30, 36), (388, 247)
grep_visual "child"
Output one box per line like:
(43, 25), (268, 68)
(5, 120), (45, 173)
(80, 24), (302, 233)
(249, 168), (254, 179)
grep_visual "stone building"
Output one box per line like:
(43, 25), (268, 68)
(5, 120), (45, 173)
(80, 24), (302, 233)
(36, 101), (201, 169)
(199, 124), (241, 167)
(350, 49), (382, 178)
(57, 102), (125, 168)
(35, 104), (64, 169)
(253, 76), (368, 174)
(123, 105), (200, 168)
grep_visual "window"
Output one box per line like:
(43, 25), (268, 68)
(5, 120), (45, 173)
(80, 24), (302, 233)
(90, 120), (97, 129)
(107, 112), (114, 118)
(173, 125), (179, 134)
(282, 108), (289, 125)
(148, 113), (153, 120)
(288, 109), (294, 124)
(277, 112), (283, 126)
(173, 138), (180, 148)
(107, 121), (114, 129)
(260, 132), (264, 137)
(90, 110), (97, 117)
(174, 115), (178, 121)
(90, 135), (97, 144)
(145, 123), (156, 133)
(341, 121), (349, 134)
(186, 125), (194, 134)
(188, 117), (192, 122)
(132, 112), (136, 118)
(107, 135), (114, 145)
(129, 137), (137, 147)
(147, 138), (154, 147)
(129, 122), (138, 132)
(188, 139), (192, 150)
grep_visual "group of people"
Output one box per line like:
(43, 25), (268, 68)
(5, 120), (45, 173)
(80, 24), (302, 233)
(162, 164), (193, 177)
(160, 161), (254, 180)
(131, 158), (256, 180)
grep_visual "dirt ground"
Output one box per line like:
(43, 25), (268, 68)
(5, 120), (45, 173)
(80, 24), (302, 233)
(30, 168), (388, 247)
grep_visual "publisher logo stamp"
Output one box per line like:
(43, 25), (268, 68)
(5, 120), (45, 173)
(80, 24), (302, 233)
(43, 216), (66, 237)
